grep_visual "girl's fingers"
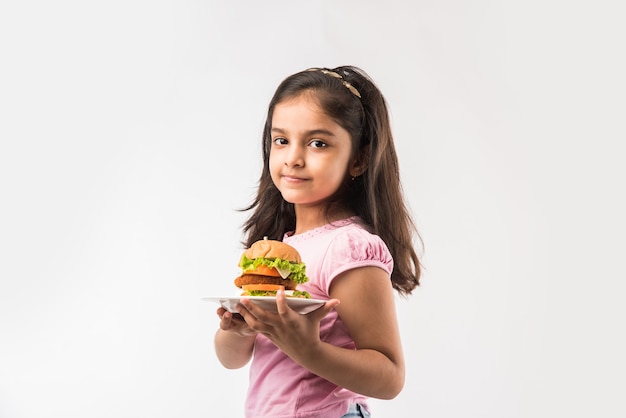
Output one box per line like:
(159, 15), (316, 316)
(238, 300), (265, 325)
(218, 307), (249, 332)
(275, 288), (290, 316)
(218, 309), (232, 329)
(307, 299), (340, 322)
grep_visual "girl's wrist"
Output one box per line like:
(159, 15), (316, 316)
(290, 338), (324, 365)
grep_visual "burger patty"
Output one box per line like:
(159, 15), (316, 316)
(234, 274), (297, 290)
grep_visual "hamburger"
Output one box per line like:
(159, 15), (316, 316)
(234, 238), (310, 298)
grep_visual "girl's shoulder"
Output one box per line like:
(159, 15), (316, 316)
(286, 217), (394, 293)
(325, 220), (392, 265)
(290, 216), (392, 268)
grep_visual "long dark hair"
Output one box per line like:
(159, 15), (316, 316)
(241, 66), (421, 295)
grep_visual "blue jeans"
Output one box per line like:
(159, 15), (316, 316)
(341, 403), (371, 417)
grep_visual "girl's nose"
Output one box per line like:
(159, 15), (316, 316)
(285, 145), (304, 168)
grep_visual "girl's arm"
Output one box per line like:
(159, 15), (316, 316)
(238, 266), (405, 399)
(214, 309), (257, 369)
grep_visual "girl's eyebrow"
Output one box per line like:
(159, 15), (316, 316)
(271, 127), (336, 137)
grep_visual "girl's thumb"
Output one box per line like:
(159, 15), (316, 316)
(308, 299), (340, 321)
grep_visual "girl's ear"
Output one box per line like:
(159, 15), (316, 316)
(349, 145), (370, 178)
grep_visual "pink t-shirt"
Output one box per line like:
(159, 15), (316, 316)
(244, 217), (394, 418)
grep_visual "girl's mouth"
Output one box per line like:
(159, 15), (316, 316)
(282, 174), (306, 182)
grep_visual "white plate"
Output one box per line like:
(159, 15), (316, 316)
(202, 296), (327, 314)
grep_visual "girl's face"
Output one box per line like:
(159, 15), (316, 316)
(269, 94), (355, 213)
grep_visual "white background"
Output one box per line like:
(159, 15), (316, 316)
(1, 1), (625, 417)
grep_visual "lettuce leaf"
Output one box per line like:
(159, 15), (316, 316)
(241, 290), (311, 298)
(239, 255), (309, 284)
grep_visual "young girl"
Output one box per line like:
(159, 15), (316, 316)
(215, 66), (421, 418)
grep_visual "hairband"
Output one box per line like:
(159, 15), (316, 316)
(306, 68), (362, 98)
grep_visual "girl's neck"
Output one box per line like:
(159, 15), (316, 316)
(293, 204), (355, 235)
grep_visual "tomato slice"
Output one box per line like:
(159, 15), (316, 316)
(247, 265), (281, 277)
(242, 284), (285, 292)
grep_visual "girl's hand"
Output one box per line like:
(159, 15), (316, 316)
(237, 289), (340, 358)
(217, 307), (258, 337)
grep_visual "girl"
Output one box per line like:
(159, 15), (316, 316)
(215, 66), (421, 418)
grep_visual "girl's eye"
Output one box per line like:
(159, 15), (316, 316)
(273, 137), (288, 146)
(310, 140), (327, 149)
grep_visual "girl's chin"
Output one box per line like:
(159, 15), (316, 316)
(279, 194), (325, 207)
(278, 189), (301, 201)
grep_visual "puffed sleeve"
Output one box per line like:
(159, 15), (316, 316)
(318, 227), (394, 295)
